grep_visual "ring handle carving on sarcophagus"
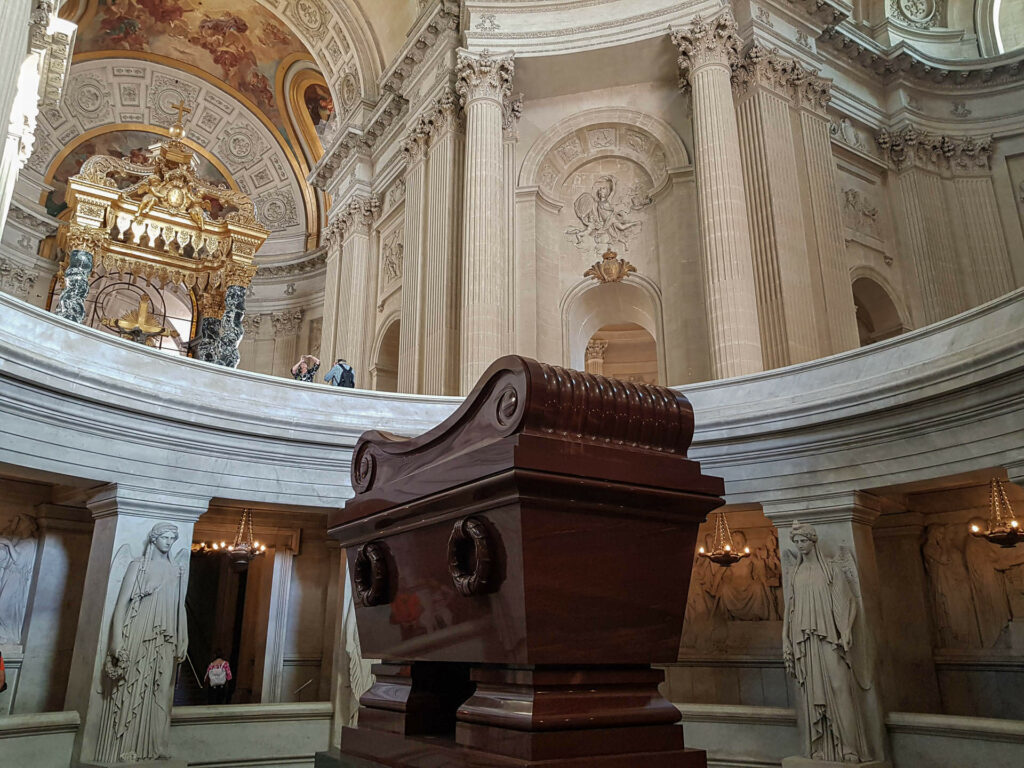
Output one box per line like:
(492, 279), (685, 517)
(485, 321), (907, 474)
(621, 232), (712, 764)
(353, 541), (391, 606)
(448, 516), (501, 597)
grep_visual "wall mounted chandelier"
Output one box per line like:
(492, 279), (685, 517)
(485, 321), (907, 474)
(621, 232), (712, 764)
(970, 478), (1020, 548)
(697, 510), (750, 566)
(191, 508), (267, 569)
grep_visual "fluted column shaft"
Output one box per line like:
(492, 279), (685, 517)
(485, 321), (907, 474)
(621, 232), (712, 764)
(734, 52), (819, 367)
(800, 109), (861, 353)
(456, 49), (514, 393)
(422, 96), (465, 395)
(320, 228), (344, 366)
(673, 14), (762, 378)
(952, 175), (1015, 304)
(341, 199), (379, 387)
(398, 133), (428, 393)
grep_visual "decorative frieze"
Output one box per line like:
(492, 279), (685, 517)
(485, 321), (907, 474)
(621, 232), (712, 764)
(456, 49), (515, 106)
(671, 11), (743, 92)
(381, 0), (460, 96)
(876, 126), (993, 173)
(0, 256), (38, 298)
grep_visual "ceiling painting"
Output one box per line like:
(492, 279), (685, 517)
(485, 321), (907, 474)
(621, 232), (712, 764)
(74, 0), (316, 143)
(45, 128), (229, 217)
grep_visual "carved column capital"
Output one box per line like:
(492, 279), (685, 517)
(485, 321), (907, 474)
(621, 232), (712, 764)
(241, 312), (263, 338)
(455, 49), (515, 107)
(671, 10), (743, 91)
(876, 125), (993, 174)
(271, 308), (304, 336)
(731, 42), (832, 111)
(401, 120), (431, 164)
(338, 195), (381, 238)
(197, 288), (226, 318)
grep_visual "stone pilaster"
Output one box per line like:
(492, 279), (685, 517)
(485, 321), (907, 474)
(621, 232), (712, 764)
(455, 48), (514, 394)
(877, 126), (977, 325)
(66, 484), (209, 766)
(338, 195), (381, 386)
(764, 493), (891, 768)
(502, 94), (522, 360)
(422, 90), (464, 396)
(791, 70), (861, 356)
(270, 309), (303, 377)
(733, 44), (819, 368)
(397, 126), (428, 393)
(672, 12), (763, 378)
(320, 221), (345, 368)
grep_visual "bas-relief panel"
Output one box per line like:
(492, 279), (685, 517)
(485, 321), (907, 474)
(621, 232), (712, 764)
(0, 514), (39, 646)
(44, 128), (228, 216)
(922, 522), (1024, 651)
(680, 524), (784, 654)
(74, 0), (312, 141)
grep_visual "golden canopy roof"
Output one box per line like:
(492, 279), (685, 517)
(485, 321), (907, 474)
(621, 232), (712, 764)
(58, 104), (269, 294)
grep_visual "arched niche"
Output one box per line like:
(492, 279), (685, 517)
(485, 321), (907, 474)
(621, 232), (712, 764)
(370, 315), (400, 392)
(284, 62), (334, 167)
(560, 276), (666, 381)
(852, 275), (910, 346)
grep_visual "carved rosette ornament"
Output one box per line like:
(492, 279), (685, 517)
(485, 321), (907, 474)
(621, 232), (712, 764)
(876, 125), (993, 174)
(671, 11), (743, 91)
(455, 49), (515, 106)
(584, 249), (637, 284)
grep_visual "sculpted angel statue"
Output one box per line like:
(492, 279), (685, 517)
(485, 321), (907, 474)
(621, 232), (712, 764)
(95, 523), (188, 763)
(783, 522), (871, 763)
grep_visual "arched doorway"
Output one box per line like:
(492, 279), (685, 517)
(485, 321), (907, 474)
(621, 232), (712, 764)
(562, 278), (665, 381)
(372, 319), (400, 392)
(852, 276), (907, 346)
(585, 322), (659, 384)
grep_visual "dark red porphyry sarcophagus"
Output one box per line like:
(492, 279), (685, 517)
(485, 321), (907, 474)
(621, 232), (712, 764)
(325, 356), (724, 767)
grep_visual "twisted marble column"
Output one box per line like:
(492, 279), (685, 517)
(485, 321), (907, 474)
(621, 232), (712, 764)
(672, 13), (763, 378)
(54, 248), (93, 323)
(456, 49), (514, 394)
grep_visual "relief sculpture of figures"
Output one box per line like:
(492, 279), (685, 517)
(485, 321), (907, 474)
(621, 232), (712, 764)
(783, 522), (871, 763)
(0, 514), (39, 645)
(565, 174), (652, 253)
(96, 523), (188, 764)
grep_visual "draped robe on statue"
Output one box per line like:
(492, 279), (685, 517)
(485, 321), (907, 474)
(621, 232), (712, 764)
(784, 553), (868, 762)
(96, 551), (185, 763)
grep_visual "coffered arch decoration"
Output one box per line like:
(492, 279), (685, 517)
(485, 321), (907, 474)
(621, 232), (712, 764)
(60, 0), (379, 122)
(25, 59), (311, 257)
(519, 107), (691, 203)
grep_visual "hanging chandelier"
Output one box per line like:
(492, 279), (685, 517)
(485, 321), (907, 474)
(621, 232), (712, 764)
(970, 478), (1021, 548)
(190, 508), (267, 568)
(698, 510), (750, 566)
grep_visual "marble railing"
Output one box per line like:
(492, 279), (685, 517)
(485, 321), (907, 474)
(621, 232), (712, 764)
(0, 288), (1022, 508)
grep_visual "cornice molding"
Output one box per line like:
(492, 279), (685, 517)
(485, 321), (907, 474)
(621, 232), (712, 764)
(732, 41), (833, 112)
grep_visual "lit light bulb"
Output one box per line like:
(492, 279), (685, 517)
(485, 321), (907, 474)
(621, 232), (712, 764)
(1012, 520), (1019, 529)
(260, 544), (266, 551)
(971, 524), (980, 533)
(212, 543), (219, 549)
(744, 547), (751, 554)
(724, 544), (731, 551)
(698, 546), (705, 554)
(253, 540), (259, 548)
(227, 545), (234, 551)
(221, 541), (227, 548)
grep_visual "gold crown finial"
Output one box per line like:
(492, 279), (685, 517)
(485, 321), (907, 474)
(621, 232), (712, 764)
(169, 100), (192, 138)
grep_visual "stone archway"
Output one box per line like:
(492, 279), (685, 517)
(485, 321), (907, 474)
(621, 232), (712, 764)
(853, 276), (908, 346)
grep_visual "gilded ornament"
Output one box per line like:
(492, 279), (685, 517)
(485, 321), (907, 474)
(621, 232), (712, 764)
(584, 249), (637, 284)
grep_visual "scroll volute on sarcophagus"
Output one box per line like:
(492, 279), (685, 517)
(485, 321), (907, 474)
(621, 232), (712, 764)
(329, 356), (725, 667)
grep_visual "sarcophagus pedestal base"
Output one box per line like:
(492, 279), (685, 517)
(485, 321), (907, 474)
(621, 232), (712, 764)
(327, 358), (721, 768)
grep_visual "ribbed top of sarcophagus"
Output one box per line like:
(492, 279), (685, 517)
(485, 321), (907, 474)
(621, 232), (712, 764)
(329, 356), (723, 532)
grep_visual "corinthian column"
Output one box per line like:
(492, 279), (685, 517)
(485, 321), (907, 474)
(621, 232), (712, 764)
(456, 49), (514, 394)
(733, 44), (819, 368)
(422, 91), (465, 396)
(791, 68), (861, 354)
(339, 196), (380, 386)
(672, 13), (763, 378)
(320, 221), (345, 367)
(397, 125), (429, 393)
